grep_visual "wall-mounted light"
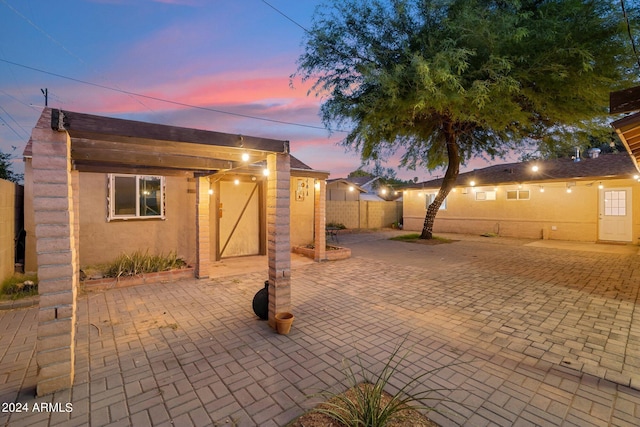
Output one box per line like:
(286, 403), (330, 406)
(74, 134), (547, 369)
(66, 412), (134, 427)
(263, 168), (270, 176)
(348, 185), (354, 192)
(234, 177), (240, 185)
(314, 181), (320, 190)
(470, 180), (476, 187)
(380, 188), (388, 195)
(566, 182), (575, 193)
(598, 182), (603, 190)
(539, 185), (544, 193)
(531, 165), (539, 172)
(241, 152), (250, 162)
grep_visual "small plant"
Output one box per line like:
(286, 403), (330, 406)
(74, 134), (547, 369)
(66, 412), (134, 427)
(103, 250), (186, 278)
(313, 336), (452, 426)
(1, 273), (38, 300)
(326, 222), (347, 229)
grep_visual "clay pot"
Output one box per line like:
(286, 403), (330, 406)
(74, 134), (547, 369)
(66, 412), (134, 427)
(275, 312), (294, 335)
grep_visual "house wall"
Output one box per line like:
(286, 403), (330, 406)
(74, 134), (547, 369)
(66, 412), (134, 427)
(403, 178), (640, 242)
(327, 200), (403, 229)
(290, 176), (315, 246)
(0, 178), (17, 282)
(77, 173), (196, 267)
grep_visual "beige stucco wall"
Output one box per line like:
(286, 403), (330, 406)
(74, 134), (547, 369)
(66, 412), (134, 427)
(0, 178), (17, 282)
(290, 176), (315, 246)
(77, 173), (196, 267)
(23, 160), (36, 273)
(403, 178), (640, 243)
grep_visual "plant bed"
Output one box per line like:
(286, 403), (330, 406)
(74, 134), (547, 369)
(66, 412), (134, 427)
(292, 244), (351, 261)
(389, 233), (457, 245)
(82, 266), (194, 291)
(81, 250), (193, 291)
(287, 383), (438, 426)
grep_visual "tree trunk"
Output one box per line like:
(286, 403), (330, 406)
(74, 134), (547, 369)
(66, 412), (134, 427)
(420, 126), (461, 239)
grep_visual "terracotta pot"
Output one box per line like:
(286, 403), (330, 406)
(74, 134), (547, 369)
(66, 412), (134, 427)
(275, 312), (294, 335)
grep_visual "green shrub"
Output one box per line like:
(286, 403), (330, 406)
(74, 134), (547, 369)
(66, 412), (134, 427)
(103, 250), (186, 278)
(313, 336), (453, 426)
(327, 222), (347, 229)
(1, 273), (38, 300)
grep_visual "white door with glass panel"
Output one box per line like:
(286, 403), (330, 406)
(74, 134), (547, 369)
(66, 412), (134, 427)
(598, 188), (632, 242)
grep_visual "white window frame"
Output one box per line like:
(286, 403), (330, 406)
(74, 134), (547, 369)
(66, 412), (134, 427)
(506, 189), (530, 200)
(427, 193), (447, 210)
(107, 174), (166, 221)
(475, 190), (497, 201)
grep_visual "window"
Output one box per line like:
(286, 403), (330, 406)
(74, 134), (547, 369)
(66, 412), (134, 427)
(427, 193), (447, 210)
(604, 190), (626, 216)
(475, 190), (496, 201)
(506, 190), (530, 200)
(108, 174), (165, 220)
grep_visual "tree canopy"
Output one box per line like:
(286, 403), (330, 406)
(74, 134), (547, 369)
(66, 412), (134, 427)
(296, 0), (639, 238)
(0, 150), (22, 183)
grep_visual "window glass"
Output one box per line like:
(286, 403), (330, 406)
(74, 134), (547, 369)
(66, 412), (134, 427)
(109, 174), (164, 220)
(114, 176), (137, 215)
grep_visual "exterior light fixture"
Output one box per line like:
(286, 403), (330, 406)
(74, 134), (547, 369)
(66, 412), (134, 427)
(598, 182), (603, 190)
(539, 186), (544, 193)
(241, 152), (250, 162)
(381, 188), (388, 195)
(263, 168), (269, 176)
(470, 180), (476, 187)
(417, 192), (423, 197)
(314, 181), (320, 190)
(208, 188), (214, 195)
(234, 177), (240, 185)
(348, 185), (354, 192)
(532, 165), (539, 172)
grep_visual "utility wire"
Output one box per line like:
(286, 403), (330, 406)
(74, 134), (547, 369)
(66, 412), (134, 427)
(0, 0), (153, 113)
(261, 0), (310, 33)
(0, 58), (346, 133)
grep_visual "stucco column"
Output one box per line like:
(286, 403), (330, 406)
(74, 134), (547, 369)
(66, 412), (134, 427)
(195, 176), (210, 279)
(267, 152), (291, 329)
(32, 109), (78, 396)
(314, 179), (327, 262)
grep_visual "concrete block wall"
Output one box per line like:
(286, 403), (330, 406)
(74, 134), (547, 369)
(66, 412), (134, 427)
(31, 110), (79, 396)
(327, 200), (402, 229)
(267, 153), (291, 329)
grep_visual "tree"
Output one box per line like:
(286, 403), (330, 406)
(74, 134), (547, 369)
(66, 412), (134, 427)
(0, 150), (22, 183)
(296, 0), (638, 238)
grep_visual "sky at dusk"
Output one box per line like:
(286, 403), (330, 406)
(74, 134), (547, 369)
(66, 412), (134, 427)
(0, 0), (504, 181)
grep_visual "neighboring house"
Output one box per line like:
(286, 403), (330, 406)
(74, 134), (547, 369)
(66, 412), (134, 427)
(326, 178), (368, 201)
(326, 176), (402, 228)
(403, 152), (640, 243)
(23, 108), (329, 395)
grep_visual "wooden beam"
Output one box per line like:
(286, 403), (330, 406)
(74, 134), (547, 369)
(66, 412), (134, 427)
(60, 109), (289, 153)
(71, 137), (269, 163)
(72, 161), (196, 176)
(71, 146), (238, 170)
(610, 85), (640, 114)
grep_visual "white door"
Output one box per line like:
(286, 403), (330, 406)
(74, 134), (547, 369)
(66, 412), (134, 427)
(598, 187), (632, 242)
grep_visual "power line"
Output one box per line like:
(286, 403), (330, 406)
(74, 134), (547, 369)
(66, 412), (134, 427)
(1, 0), (154, 113)
(261, 0), (310, 33)
(0, 58), (347, 133)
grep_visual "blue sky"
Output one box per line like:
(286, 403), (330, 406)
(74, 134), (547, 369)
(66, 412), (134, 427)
(0, 0), (491, 181)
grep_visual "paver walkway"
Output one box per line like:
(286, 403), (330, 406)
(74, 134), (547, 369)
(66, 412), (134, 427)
(1, 231), (639, 426)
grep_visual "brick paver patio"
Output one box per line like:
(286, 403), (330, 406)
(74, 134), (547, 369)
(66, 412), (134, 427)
(1, 231), (639, 426)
